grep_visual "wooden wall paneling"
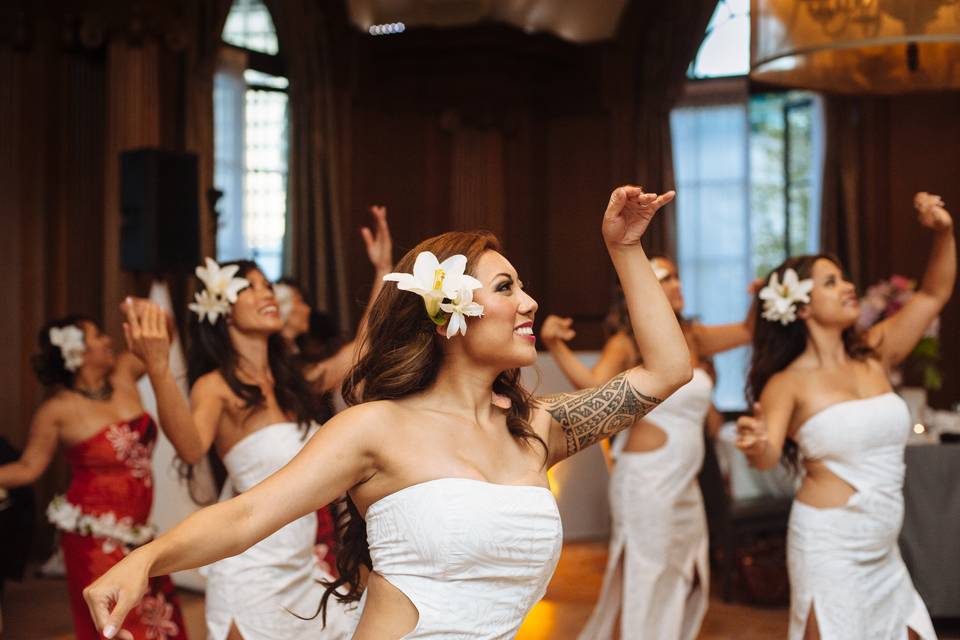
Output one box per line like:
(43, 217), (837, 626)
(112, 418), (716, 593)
(543, 114), (613, 349)
(885, 92), (960, 407)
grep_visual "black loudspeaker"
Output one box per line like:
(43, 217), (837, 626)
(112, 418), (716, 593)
(120, 149), (200, 272)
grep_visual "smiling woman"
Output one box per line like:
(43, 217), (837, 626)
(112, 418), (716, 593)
(81, 185), (692, 640)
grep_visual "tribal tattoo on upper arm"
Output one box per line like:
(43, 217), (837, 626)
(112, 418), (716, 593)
(539, 372), (663, 457)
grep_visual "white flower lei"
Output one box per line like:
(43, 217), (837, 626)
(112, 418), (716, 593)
(47, 495), (156, 554)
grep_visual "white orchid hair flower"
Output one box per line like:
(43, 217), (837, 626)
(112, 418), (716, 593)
(383, 251), (484, 337)
(49, 325), (86, 372)
(759, 268), (814, 326)
(440, 285), (485, 338)
(190, 257), (251, 324)
(272, 283), (295, 323)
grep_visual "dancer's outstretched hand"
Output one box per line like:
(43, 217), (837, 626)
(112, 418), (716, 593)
(362, 205), (394, 273)
(914, 192), (953, 232)
(83, 553), (150, 640)
(736, 403), (769, 457)
(602, 185), (675, 249)
(122, 298), (171, 375)
(540, 315), (576, 348)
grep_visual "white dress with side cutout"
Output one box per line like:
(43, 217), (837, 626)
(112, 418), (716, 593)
(788, 393), (936, 639)
(578, 368), (713, 640)
(203, 422), (354, 640)
(359, 477), (563, 639)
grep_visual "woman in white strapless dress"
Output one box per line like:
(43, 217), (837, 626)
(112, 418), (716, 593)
(114, 209), (394, 639)
(125, 258), (362, 639)
(736, 192), (955, 639)
(541, 257), (753, 640)
(83, 185), (694, 639)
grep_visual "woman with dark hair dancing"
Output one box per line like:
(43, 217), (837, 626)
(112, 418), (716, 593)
(541, 256), (753, 640)
(144, 255), (365, 640)
(82, 184), (691, 639)
(736, 192), (955, 640)
(275, 205), (392, 388)
(0, 308), (189, 640)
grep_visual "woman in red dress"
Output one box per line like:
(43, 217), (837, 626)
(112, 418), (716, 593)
(0, 306), (189, 640)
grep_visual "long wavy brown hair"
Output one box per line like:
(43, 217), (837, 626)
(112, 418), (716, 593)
(746, 254), (875, 471)
(315, 230), (547, 623)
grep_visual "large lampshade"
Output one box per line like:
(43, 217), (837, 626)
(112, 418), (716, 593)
(751, 0), (960, 93)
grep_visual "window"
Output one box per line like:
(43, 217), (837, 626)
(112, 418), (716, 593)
(750, 93), (824, 278)
(688, 0), (750, 79)
(672, 7), (824, 410)
(214, 0), (289, 281)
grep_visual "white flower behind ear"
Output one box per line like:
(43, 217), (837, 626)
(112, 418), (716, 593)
(196, 257), (250, 303)
(49, 325), (86, 372)
(191, 257), (251, 324)
(273, 283), (295, 322)
(189, 289), (226, 324)
(440, 286), (485, 338)
(759, 268), (814, 325)
(383, 251), (481, 321)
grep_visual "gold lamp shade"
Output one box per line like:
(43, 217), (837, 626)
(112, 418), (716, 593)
(751, 0), (960, 93)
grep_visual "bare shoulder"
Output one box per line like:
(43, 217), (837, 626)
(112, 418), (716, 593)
(191, 370), (230, 398)
(33, 393), (68, 428)
(318, 400), (406, 457)
(323, 400), (402, 436)
(764, 368), (800, 397)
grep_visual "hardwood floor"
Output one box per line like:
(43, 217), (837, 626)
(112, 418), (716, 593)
(4, 542), (958, 639)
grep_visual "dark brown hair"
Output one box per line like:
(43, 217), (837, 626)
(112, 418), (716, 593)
(316, 231), (546, 622)
(183, 261), (325, 502)
(746, 254), (875, 470)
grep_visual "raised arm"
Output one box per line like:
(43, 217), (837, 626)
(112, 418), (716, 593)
(735, 373), (795, 470)
(83, 403), (382, 638)
(122, 302), (211, 464)
(0, 402), (60, 488)
(308, 205), (393, 392)
(867, 192), (955, 368)
(691, 278), (760, 357)
(692, 321), (751, 357)
(535, 186), (692, 466)
(540, 315), (635, 389)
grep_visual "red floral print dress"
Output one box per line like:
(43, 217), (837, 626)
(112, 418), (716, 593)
(49, 414), (188, 640)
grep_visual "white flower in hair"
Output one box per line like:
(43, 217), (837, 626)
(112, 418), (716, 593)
(440, 285), (485, 338)
(189, 289), (226, 324)
(759, 268), (814, 325)
(273, 283), (295, 323)
(49, 325), (86, 372)
(190, 257), (250, 324)
(383, 252), (482, 321)
(196, 257), (250, 303)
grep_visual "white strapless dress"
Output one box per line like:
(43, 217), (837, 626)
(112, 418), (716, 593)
(203, 422), (354, 640)
(578, 368), (713, 640)
(789, 393), (936, 639)
(359, 477), (564, 639)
